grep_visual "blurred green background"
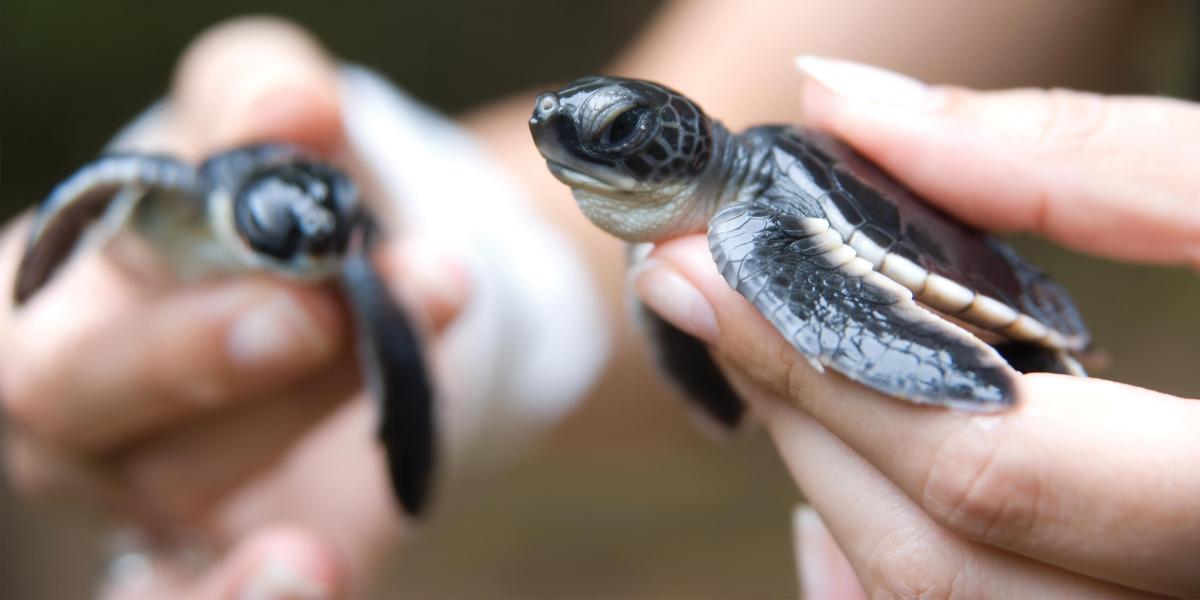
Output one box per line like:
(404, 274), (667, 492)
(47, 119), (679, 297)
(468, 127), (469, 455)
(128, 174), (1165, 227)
(2, 1), (1198, 598)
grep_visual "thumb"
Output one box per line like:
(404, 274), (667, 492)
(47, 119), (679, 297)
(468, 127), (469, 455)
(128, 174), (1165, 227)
(101, 526), (344, 600)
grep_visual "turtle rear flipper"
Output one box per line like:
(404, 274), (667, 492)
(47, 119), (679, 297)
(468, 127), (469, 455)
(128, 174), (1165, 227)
(993, 341), (1086, 377)
(640, 303), (746, 430)
(340, 244), (435, 517)
(14, 154), (198, 304)
(709, 201), (1019, 411)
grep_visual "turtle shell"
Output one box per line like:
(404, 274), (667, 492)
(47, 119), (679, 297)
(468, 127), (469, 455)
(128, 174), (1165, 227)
(753, 126), (1090, 351)
(706, 126), (1093, 410)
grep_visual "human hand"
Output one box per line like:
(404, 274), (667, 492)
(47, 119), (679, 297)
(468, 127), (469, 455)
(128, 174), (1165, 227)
(634, 57), (1199, 598)
(0, 18), (468, 599)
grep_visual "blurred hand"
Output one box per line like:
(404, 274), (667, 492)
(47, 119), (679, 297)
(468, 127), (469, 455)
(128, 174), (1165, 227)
(635, 57), (1200, 598)
(0, 18), (468, 599)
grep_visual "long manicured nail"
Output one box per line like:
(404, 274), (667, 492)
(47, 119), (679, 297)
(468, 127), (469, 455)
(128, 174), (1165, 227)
(227, 292), (332, 369)
(794, 505), (865, 600)
(634, 259), (719, 344)
(796, 55), (944, 110)
(238, 556), (331, 600)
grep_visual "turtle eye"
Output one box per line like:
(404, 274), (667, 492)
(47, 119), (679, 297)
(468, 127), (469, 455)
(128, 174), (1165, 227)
(595, 106), (654, 153)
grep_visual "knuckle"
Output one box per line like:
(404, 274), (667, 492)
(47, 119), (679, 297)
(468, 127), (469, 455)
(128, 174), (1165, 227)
(919, 418), (1043, 546)
(860, 526), (977, 600)
(0, 347), (86, 449)
(5, 435), (72, 500)
(1, 372), (65, 444)
(1029, 88), (1113, 158)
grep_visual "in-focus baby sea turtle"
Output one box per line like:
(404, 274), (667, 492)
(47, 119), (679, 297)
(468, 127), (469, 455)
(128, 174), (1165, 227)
(14, 144), (435, 515)
(530, 76), (1090, 425)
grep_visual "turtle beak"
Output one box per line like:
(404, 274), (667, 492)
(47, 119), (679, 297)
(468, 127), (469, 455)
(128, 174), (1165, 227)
(528, 92), (566, 156)
(529, 92), (637, 192)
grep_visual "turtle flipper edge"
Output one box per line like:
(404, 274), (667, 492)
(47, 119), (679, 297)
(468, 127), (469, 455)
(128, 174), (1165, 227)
(14, 154), (198, 304)
(340, 236), (436, 517)
(708, 201), (1019, 411)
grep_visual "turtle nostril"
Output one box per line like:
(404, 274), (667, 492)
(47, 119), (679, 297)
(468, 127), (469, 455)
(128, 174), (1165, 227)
(534, 93), (559, 120)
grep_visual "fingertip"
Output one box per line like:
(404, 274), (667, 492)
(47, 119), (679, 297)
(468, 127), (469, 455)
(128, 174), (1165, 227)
(798, 73), (841, 130)
(632, 257), (720, 345)
(173, 16), (343, 154)
(222, 281), (346, 379)
(647, 235), (726, 295)
(794, 505), (867, 600)
(142, 526), (345, 600)
(377, 237), (472, 334)
(231, 526), (345, 600)
(647, 234), (767, 343)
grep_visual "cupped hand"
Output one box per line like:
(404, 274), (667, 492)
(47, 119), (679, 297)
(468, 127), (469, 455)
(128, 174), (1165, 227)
(0, 18), (468, 599)
(636, 57), (1200, 598)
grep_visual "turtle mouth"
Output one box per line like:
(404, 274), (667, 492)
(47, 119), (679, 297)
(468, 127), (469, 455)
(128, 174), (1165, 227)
(546, 160), (624, 193)
(546, 160), (645, 196)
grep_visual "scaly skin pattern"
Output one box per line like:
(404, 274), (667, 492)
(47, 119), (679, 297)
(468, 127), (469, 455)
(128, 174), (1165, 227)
(531, 76), (1091, 411)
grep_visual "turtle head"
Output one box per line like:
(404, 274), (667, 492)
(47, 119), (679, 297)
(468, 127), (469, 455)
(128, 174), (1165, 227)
(203, 145), (359, 278)
(232, 163), (355, 263)
(529, 76), (719, 242)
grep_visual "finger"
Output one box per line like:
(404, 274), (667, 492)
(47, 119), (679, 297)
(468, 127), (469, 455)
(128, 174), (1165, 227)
(172, 16), (343, 155)
(112, 357), (357, 527)
(796, 56), (1200, 268)
(211, 399), (405, 586)
(100, 525), (343, 600)
(4, 427), (124, 511)
(793, 505), (867, 600)
(2, 234), (467, 455)
(643, 235), (1200, 596)
(742, 376), (1147, 599)
(374, 236), (472, 334)
(1, 276), (345, 452)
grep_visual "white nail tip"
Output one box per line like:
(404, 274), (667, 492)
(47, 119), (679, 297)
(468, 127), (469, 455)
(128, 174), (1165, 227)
(795, 55), (941, 109)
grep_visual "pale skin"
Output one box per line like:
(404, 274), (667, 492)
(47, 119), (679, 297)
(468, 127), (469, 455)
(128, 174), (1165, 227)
(1, 1), (1193, 597)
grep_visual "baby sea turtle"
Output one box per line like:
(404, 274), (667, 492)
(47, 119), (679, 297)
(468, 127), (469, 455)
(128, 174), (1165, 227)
(530, 76), (1090, 425)
(14, 144), (435, 515)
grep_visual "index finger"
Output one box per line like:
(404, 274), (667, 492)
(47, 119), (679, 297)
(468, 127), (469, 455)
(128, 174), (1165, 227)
(646, 235), (1200, 598)
(796, 56), (1200, 269)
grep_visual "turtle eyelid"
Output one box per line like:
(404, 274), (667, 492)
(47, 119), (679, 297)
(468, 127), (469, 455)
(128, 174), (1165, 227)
(594, 104), (645, 142)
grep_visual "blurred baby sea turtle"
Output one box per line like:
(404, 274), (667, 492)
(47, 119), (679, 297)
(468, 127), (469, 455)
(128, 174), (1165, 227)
(14, 144), (436, 516)
(530, 76), (1090, 427)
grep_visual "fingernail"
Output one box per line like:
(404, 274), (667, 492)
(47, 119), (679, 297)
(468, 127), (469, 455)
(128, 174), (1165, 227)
(634, 260), (719, 344)
(796, 55), (944, 110)
(239, 556), (331, 600)
(395, 238), (471, 320)
(794, 505), (865, 600)
(794, 504), (831, 599)
(227, 292), (331, 369)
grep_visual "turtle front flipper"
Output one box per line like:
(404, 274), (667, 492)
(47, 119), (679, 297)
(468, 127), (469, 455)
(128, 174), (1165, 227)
(14, 154), (199, 304)
(709, 201), (1019, 411)
(340, 240), (436, 517)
